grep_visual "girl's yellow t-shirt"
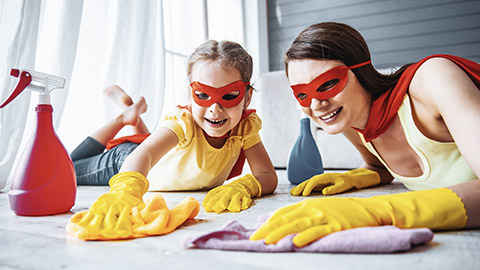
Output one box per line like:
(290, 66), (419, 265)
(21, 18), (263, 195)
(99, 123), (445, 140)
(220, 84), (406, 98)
(147, 107), (261, 191)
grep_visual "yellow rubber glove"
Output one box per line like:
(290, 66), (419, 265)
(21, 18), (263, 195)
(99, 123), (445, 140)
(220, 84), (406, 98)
(290, 168), (380, 196)
(203, 174), (262, 213)
(250, 188), (467, 247)
(132, 194), (200, 237)
(66, 171), (149, 240)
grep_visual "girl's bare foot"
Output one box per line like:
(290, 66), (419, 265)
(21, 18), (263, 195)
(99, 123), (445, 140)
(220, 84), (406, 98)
(121, 97), (147, 127)
(104, 85), (133, 109)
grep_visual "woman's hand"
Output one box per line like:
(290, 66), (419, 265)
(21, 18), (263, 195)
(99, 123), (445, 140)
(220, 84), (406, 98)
(250, 188), (467, 247)
(290, 168), (380, 196)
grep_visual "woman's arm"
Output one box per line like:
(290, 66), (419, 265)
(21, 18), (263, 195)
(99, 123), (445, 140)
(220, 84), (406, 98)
(120, 126), (178, 176)
(449, 181), (480, 228)
(410, 57), (480, 228)
(343, 128), (394, 184)
(243, 142), (278, 195)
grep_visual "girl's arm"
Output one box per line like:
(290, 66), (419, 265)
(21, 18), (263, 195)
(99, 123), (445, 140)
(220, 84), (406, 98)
(243, 141), (278, 195)
(203, 141), (277, 213)
(119, 126), (179, 176)
(410, 57), (480, 228)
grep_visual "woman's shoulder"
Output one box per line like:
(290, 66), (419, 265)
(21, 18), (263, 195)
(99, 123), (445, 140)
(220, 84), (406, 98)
(409, 56), (468, 101)
(414, 56), (459, 79)
(408, 55), (480, 141)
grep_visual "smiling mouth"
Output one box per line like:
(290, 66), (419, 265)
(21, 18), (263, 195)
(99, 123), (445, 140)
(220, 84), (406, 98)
(205, 118), (227, 125)
(320, 107), (342, 120)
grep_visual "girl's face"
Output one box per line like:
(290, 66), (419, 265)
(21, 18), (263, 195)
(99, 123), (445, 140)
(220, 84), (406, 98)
(190, 60), (251, 137)
(287, 59), (371, 134)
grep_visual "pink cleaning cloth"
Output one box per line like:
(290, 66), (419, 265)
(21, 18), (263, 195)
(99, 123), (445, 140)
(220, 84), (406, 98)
(183, 214), (434, 253)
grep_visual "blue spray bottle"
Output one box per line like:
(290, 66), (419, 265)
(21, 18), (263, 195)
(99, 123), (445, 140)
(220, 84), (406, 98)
(287, 113), (324, 184)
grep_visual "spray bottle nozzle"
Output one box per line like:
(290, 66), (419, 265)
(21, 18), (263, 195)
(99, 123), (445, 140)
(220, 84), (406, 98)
(11, 69), (20, 77)
(0, 68), (65, 108)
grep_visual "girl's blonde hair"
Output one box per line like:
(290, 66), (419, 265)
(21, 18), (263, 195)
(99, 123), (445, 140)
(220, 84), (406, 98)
(187, 40), (253, 83)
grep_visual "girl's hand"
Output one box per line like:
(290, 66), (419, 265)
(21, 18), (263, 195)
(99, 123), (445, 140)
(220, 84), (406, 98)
(66, 172), (148, 240)
(203, 174), (261, 213)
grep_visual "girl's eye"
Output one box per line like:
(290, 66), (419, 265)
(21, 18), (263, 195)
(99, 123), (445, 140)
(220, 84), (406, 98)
(222, 91), (240, 100)
(195, 91), (210, 100)
(297, 93), (307, 100)
(317, 79), (340, 92)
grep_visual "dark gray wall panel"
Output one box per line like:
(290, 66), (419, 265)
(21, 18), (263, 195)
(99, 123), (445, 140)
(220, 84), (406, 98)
(267, 0), (480, 71)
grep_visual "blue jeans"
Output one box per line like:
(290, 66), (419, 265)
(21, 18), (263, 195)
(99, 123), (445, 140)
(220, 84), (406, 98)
(70, 137), (139, 185)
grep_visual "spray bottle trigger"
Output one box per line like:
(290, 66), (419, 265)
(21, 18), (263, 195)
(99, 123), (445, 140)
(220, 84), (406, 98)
(0, 70), (32, 108)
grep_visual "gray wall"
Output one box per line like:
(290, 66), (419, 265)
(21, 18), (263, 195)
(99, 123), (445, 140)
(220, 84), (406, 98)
(267, 0), (480, 71)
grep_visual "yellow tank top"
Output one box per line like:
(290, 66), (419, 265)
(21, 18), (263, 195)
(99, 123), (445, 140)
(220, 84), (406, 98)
(361, 94), (476, 190)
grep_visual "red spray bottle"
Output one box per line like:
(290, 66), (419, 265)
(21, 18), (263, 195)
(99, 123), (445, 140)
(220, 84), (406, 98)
(0, 68), (76, 216)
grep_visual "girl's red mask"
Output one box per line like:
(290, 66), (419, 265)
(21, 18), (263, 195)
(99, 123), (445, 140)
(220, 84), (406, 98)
(291, 60), (371, 107)
(190, 80), (249, 108)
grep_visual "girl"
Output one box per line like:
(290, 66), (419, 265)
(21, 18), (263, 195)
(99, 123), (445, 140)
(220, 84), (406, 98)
(68, 40), (277, 240)
(250, 22), (480, 247)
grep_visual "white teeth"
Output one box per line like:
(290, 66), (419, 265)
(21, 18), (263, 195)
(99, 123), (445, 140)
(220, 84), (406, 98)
(320, 108), (341, 120)
(207, 118), (226, 124)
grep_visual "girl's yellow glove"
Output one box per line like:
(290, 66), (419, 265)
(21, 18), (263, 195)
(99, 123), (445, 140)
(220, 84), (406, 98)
(66, 171), (148, 240)
(290, 168), (380, 196)
(203, 174), (262, 213)
(251, 188), (467, 247)
(66, 172), (200, 241)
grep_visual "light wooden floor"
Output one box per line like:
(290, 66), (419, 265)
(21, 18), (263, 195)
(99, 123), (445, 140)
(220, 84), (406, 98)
(1, 170), (479, 270)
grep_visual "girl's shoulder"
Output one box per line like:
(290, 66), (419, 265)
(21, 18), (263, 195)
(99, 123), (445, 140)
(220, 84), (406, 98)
(232, 110), (262, 136)
(241, 110), (262, 127)
(159, 106), (196, 143)
(161, 106), (194, 124)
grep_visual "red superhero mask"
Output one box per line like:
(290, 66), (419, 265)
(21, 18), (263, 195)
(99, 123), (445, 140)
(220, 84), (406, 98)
(191, 80), (249, 108)
(291, 60), (371, 106)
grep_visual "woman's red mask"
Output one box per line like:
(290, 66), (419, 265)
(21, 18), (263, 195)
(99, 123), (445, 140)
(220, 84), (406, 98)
(191, 80), (249, 108)
(291, 60), (371, 106)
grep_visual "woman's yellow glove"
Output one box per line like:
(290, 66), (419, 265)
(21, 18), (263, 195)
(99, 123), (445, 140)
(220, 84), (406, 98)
(290, 168), (380, 196)
(203, 174), (262, 213)
(66, 171), (149, 240)
(132, 194), (199, 237)
(250, 188), (467, 247)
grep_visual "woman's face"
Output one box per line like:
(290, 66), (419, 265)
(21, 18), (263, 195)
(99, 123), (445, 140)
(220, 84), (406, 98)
(190, 60), (251, 137)
(287, 59), (371, 134)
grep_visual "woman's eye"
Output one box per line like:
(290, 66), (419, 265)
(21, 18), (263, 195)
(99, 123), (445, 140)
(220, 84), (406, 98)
(195, 91), (210, 100)
(222, 91), (240, 100)
(317, 79), (340, 92)
(297, 93), (307, 100)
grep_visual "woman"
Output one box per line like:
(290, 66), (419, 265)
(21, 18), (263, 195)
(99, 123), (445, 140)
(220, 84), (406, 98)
(250, 22), (480, 247)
